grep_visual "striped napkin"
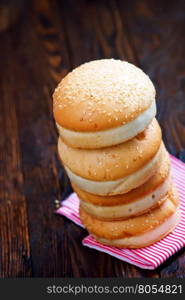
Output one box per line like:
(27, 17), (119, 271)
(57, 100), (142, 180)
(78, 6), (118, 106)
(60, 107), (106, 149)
(57, 155), (185, 270)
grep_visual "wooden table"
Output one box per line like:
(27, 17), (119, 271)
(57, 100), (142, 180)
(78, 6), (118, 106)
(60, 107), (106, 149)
(0, 0), (185, 278)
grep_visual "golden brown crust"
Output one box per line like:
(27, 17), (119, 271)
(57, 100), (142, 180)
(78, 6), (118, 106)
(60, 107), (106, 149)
(93, 223), (179, 248)
(72, 149), (170, 206)
(79, 187), (179, 240)
(53, 59), (155, 132)
(58, 119), (162, 181)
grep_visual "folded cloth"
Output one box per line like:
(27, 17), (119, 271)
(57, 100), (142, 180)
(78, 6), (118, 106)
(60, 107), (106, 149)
(57, 155), (185, 270)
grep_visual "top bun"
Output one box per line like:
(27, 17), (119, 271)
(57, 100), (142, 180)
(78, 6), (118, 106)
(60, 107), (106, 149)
(53, 59), (156, 132)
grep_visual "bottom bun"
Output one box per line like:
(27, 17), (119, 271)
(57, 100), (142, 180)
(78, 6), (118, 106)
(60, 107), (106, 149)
(79, 187), (180, 248)
(93, 209), (180, 248)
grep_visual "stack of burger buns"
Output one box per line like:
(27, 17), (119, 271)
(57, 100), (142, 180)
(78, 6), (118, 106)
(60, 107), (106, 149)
(53, 59), (180, 248)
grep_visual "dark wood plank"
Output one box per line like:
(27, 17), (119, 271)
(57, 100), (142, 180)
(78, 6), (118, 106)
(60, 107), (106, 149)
(8, 0), (73, 277)
(0, 35), (32, 277)
(117, 0), (185, 278)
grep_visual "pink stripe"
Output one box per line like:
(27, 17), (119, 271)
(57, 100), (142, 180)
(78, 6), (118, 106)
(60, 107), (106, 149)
(171, 159), (185, 168)
(135, 248), (162, 265)
(170, 154), (185, 167)
(83, 238), (151, 268)
(171, 157), (185, 168)
(172, 164), (185, 174)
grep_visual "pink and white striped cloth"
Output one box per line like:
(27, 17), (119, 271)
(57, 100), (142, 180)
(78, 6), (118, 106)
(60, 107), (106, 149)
(57, 155), (185, 270)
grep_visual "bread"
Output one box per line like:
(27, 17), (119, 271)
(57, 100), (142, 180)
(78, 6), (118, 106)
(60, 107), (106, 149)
(53, 59), (156, 148)
(79, 187), (180, 248)
(58, 119), (163, 195)
(73, 149), (171, 220)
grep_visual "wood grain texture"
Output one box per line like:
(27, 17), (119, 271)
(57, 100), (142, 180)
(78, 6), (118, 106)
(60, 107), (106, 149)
(0, 36), (31, 277)
(0, 0), (184, 277)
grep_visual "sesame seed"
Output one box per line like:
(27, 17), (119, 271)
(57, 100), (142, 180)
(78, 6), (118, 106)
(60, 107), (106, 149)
(53, 59), (155, 128)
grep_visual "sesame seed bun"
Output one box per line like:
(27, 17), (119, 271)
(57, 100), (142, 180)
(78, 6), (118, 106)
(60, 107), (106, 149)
(58, 119), (161, 181)
(53, 59), (156, 148)
(58, 119), (162, 195)
(79, 187), (180, 248)
(56, 101), (156, 149)
(65, 142), (163, 195)
(72, 150), (171, 220)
